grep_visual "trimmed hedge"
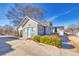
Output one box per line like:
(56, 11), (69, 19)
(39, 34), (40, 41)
(33, 35), (61, 48)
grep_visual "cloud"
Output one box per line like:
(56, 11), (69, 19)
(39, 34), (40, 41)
(60, 7), (78, 16)
(48, 16), (58, 21)
(48, 7), (79, 22)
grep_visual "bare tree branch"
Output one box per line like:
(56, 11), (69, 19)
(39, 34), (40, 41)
(6, 4), (45, 26)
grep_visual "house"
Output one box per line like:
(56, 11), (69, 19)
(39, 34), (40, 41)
(17, 16), (53, 39)
(52, 26), (64, 36)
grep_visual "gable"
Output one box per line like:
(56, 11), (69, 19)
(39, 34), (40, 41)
(17, 16), (38, 29)
(23, 18), (38, 28)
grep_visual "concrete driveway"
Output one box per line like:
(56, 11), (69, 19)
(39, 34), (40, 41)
(0, 35), (60, 56)
(4, 40), (61, 56)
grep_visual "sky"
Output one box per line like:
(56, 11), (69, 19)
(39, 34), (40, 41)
(0, 3), (79, 28)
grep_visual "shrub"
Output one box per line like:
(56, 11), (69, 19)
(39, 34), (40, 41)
(33, 35), (41, 42)
(33, 35), (61, 48)
(40, 35), (61, 47)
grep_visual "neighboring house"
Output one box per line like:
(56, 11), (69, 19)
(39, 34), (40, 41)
(77, 32), (79, 37)
(17, 16), (53, 39)
(52, 26), (64, 36)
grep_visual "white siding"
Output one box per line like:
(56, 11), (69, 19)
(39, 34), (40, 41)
(22, 19), (38, 39)
(57, 28), (64, 36)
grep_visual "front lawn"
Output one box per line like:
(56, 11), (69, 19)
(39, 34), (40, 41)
(33, 35), (61, 48)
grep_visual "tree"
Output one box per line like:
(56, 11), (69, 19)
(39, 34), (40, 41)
(3, 25), (17, 35)
(0, 26), (3, 35)
(6, 4), (45, 26)
(3, 25), (13, 34)
(65, 24), (77, 34)
(0, 25), (17, 35)
(77, 23), (79, 31)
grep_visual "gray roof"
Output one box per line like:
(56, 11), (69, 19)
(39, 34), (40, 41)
(17, 16), (52, 28)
